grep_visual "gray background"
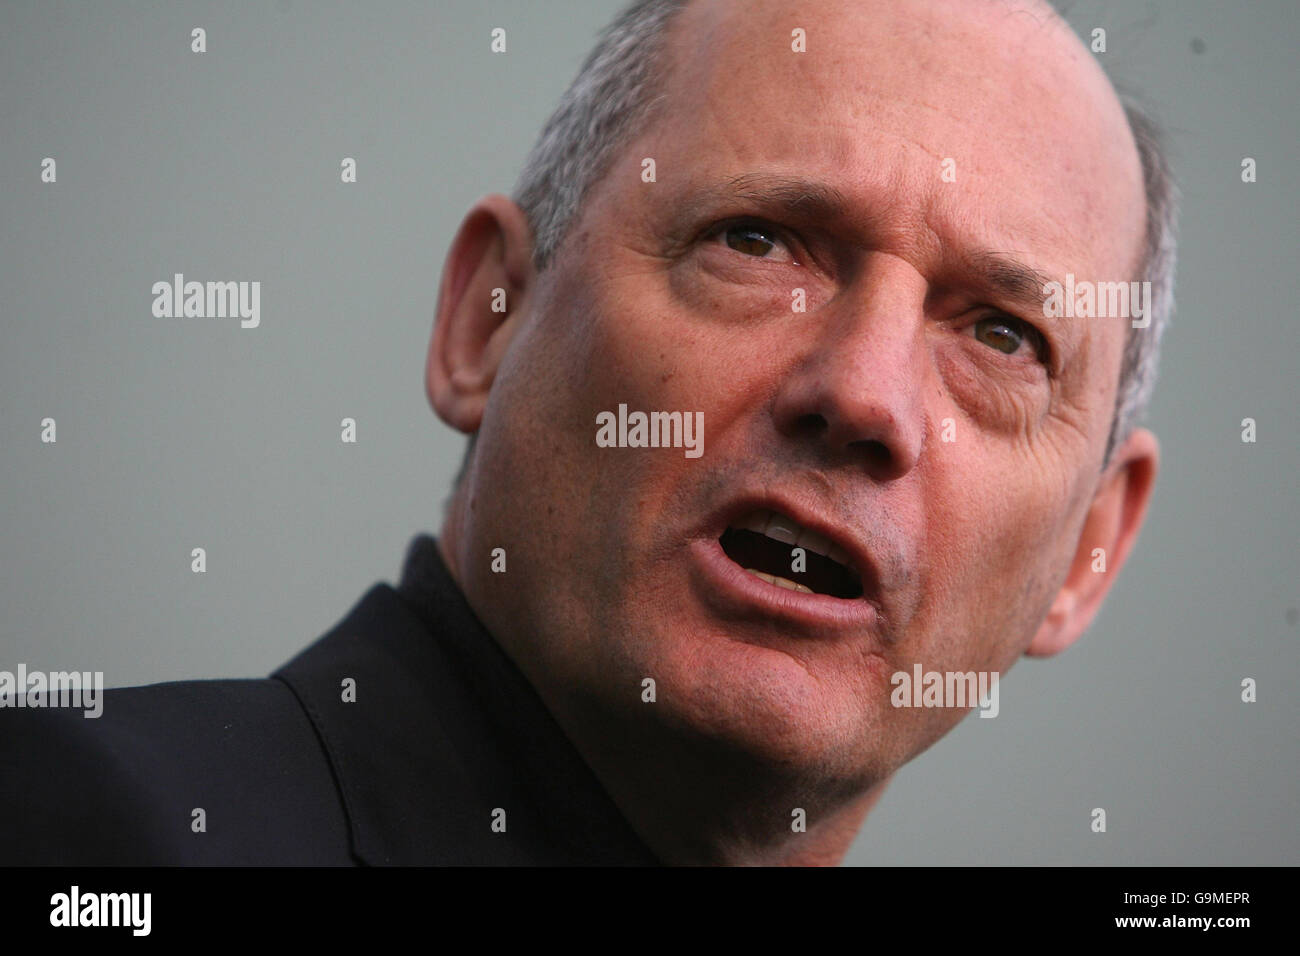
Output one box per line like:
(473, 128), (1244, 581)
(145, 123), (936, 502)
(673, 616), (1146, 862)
(1, 0), (1295, 865)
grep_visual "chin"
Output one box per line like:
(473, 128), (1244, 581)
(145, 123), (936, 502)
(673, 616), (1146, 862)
(643, 633), (887, 778)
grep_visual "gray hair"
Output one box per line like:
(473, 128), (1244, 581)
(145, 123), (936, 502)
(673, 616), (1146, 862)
(496, 0), (1176, 478)
(1107, 97), (1179, 464)
(512, 0), (692, 275)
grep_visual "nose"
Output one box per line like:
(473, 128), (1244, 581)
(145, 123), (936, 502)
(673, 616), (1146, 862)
(771, 255), (928, 482)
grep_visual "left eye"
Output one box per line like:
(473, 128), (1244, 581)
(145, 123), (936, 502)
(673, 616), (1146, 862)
(967, 316), (1043, 359)
(711, 221), (795, 262)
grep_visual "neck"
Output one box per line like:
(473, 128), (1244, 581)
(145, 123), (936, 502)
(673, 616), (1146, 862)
(541, 693), (890, 866)
(437, 513), (885, 865)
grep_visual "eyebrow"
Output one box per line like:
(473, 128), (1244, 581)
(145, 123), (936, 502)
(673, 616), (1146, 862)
(962, 250), (1058, 312)
(677, 173), (852, 224)
(675, 173), (1060, 310)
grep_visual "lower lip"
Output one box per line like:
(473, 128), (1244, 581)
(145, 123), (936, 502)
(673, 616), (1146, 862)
(689, 536), (880, 633)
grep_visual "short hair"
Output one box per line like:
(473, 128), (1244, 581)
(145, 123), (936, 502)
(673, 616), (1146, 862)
(456, 0), (1177, 485)
(1107, 96), (1179, 463)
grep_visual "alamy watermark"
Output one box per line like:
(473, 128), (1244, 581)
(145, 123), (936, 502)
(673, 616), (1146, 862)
(151, 273), (260, 328)
(50, 886), (150, 936)
(595, 403), (703, 458)
(1042, 274), (1152, 329)
(890, 664), (999, 718)
(0, 664), (103, 718)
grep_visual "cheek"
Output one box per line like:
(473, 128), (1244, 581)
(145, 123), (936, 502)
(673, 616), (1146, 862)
(915, 339), (1104, 664)
(511, 269), (689, 445)
(918, 442), (1085, 666)
(579, 260), (785, 421)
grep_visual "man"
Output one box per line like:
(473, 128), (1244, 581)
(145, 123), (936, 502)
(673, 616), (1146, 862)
(1, 0), (1174, 866)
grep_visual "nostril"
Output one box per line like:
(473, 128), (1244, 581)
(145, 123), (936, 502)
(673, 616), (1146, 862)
(850, 438), (892, 472)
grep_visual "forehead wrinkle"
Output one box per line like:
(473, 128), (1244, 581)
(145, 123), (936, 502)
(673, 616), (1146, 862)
(615, 0), (1143, 290)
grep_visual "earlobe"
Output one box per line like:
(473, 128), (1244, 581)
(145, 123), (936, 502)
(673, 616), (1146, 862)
(426, 194), (535, 434)
(1027, 590), (1077, 658)
(1025, 428), (1159, 658)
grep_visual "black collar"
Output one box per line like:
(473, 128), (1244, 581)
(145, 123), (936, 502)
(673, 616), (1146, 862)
(273, 534), (658, 866)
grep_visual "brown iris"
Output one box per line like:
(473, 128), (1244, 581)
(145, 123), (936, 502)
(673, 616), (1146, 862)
(724, 224), (777, 257)
(974, 316), (1026, 354)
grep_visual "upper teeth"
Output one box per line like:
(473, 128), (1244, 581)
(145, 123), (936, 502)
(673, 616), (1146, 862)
(733, 510), (853, 568)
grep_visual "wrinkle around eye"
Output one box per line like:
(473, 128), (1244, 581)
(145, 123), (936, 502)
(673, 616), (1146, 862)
(667, 245), (810, 321)
(933, 333), (1053, 436)
(692, 238), (806, 287)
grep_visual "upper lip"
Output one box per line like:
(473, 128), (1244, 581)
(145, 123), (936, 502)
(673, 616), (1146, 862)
(705, 491), (884, 609)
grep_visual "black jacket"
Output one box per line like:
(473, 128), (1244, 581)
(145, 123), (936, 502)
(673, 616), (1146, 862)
(0, 535), (657, 866)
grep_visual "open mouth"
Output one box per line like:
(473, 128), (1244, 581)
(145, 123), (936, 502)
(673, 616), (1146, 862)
(719, 510), (864, 600)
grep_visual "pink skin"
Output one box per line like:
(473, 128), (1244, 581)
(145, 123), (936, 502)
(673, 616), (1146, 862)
(427, 0), (1158, 865)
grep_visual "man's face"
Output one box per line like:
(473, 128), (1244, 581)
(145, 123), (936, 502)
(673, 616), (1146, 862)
(454, 0), (1146, 787)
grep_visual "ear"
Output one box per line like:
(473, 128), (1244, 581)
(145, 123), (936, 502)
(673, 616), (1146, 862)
(426, 194), (536, 434)
(1025, 427), (1159, 658)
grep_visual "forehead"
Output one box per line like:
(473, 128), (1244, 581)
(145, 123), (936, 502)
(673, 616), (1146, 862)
(625, 0), (1146, 286)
